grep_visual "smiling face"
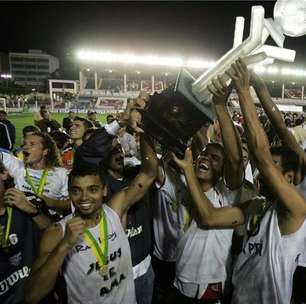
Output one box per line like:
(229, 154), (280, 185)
(195, 144), (225, 186)
(69, 174), (106, 218)
(22, 135), (48, 168)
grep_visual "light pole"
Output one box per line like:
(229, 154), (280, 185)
(32, 88), (37, 110)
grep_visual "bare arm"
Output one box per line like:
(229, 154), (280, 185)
(26, 217), (86, 303)
(109, 134), (158, 219)
(4, 188), (51, 229)
(251, 72), (306, 183)
(41, 195), (71, 212)
(228, 59), (306, 234)
(209, 77), (244, 189)
(26, 224), (66, 303)
(172, 148), (245, 229)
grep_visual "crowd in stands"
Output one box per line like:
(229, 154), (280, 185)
(0, 59), (306, 304)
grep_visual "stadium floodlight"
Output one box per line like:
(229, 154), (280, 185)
(77, 50), (184, 68)
(266, 66), (279, 74)
(253, 65), (266, 74)
(1, 74), (12, 79)
(186, 59), (215, 69)
(76, 49), (306, 78)
(76, 50), (216, 69)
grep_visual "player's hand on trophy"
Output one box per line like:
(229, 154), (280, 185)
(226, 58), (250, 93)
(171, 147), (194, 172)
(118, 93), (148, 134)
(208, 75), (233, 106)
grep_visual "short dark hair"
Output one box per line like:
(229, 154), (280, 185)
(68, 166), (106, 189)
(22, 125), (39, 137)
(270, 146), (300, 174)
(206, 142), (225, 157)
(74, 116), (94, 130)
(0, 110), (7, 116)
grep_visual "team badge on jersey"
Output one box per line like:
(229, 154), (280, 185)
(9, 233), (18, 245)
(9, 252), (22, 266)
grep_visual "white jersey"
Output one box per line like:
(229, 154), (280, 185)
(1, 152), (68, 200)
(245, 162), (254, 184)
(232, 203), (306, 304)
(297, 176), (306, 266)
(59, 204), (136, 304)
(174, 182), (238, 299)
(152, 164), (189, 262)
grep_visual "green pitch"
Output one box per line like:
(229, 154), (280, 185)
(8, 112), (107, 147)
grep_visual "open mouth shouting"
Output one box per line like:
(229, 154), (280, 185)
(198, 162), (209, 173)
(23, 151), (30, 160)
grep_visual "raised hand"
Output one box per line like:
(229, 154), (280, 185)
(171, 147), (194, 171)
(208, 76), (232, 105)
(62, 217), (86, 249)
(226, 58), (250, 93)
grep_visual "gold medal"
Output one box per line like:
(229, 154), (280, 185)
(99, 265), (108, 276)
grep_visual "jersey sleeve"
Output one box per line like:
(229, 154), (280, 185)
(60, 168), (69, 198)
(0, 151), (23, 178)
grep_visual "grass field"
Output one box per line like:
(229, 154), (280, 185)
(8, 112), (108, 147)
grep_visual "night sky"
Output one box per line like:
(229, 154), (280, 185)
(1, 1), (306, 69)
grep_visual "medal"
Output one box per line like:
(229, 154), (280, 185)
(83, 208), (108, 278)
(0, 206), (13, 250)
(99, 265), (108, 276)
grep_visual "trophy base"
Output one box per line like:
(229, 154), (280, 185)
(141, 69), (216, 157)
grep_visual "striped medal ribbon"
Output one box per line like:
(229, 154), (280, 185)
(25, 168), (48, 197)
(83, 208), (108, 276)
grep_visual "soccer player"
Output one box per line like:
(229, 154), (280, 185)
(62, 117), (94, 170)
(0, 131), (70, 215)
(0, 161), (45, 304)
(172, 59), (306, 303)
(26, 135), (157, 303)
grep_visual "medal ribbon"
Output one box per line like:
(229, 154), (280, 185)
(25, 168), (48, 197)
(83, 208), (108, 270)
(0, 206), (13, 248)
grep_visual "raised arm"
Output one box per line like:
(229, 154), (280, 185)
(208, 77), (244, 189)
(227, 59), (306, 233)
(251, 72), (306, 183)
(109, 133), (158, 219)
(172, 148), (245, 229)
